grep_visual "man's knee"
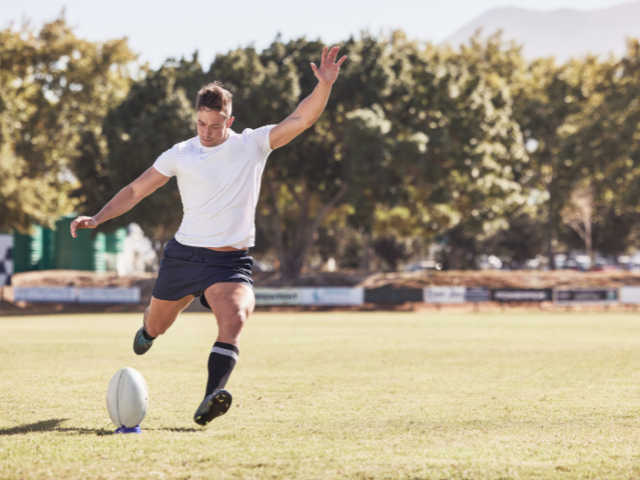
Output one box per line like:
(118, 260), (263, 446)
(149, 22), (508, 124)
(218, 306), (250, 336)
(229, 307), (250, 328)
(145, 307), (172, 337)
(146, 322), (166, 338)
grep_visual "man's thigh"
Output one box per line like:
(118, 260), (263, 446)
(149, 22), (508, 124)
(146, 295), (194, 336)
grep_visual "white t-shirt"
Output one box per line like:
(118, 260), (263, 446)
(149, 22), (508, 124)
(152, 125), (275, 248)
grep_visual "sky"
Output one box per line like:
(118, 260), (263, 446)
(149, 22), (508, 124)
(0, 0), (630, 68)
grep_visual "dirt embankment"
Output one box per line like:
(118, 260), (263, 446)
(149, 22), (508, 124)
(257, 269), (640, 289)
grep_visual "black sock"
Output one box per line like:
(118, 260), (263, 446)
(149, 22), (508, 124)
(205, 342), (239, 397)
(142, 327), (156, 341)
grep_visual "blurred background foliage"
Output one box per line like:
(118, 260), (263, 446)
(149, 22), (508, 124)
(3, 16), (640, 278)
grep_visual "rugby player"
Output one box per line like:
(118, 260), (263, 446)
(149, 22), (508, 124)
(70, 46), (346, 426)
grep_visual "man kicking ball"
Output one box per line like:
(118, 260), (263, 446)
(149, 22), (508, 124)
(70, 46), (347, 426)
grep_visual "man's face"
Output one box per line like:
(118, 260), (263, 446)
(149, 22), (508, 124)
(197, 108), (234, 147)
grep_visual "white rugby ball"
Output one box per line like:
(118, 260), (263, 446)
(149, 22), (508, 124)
(106, 367), (148, 428)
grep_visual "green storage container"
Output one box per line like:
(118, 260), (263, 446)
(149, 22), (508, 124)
(54, 216), (106, 272)
(106, 228), (127, 253)
(41, 227), (56, 270)
(12, 226), (43, 272)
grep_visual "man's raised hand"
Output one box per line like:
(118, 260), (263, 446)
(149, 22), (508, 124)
(310, 46), (347, 86)
(70, 216), (98, 238)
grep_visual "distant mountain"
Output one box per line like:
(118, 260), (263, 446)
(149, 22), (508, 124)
(446, 2), (640, 61)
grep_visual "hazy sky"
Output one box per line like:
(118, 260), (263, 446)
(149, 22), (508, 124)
(0, 0), (630, 67)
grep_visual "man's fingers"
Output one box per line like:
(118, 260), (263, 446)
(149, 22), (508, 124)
(310, 62), (319, 74)
(321, 46), (328, 64)
(336, 55), (347, 67)
(70, 216), (96, 238)
(327, 46), (339, 63)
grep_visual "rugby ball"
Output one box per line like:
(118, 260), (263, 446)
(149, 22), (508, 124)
(106, 367), (148, 428)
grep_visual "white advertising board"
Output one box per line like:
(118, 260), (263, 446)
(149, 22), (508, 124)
(254, 288), (301, 306)
(554, 288), (618, 305)
(424, 286), (467, 304)
(299, 287), (365, 306)
(619, 286), (640, 304)
(13, 287), (76, 303)
(78, 287), (141, 304)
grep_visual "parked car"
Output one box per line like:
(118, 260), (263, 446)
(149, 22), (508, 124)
(476, 255), (503, 270)
(404, 260), (443, 271)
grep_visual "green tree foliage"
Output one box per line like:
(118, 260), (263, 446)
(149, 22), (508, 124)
(350, 33), (530, 269)
(0, 16), (134, 232)
(566, 40), (640, 257)
(11, 19), (640, 272)
(511, 55), (599, 267)
(480, 213), (545, 268)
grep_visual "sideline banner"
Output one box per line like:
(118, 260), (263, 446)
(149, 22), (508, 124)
(424, 286), (466, 304)
(299, 287), (364, 306)
(465, 287), (490, 302)
(13, 287), (76, 303)
(491, 289), (552, 302)
(620, 286), (640, 304)
(364, 287), (423, 304)
(78, 287), (141, 304)
(555, 288), (618, 305)
(254, 288), (301, 306)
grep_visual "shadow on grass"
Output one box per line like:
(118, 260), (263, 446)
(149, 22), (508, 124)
(147, 427), (201, 433)
(0, 418), (113, 436)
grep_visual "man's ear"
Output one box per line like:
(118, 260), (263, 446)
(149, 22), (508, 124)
(227, 116), (235, 128)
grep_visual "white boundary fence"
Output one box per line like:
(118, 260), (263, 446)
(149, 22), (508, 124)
(619, 287), (640, 304)
(10, 285), (640, 306)
(424, 286), (466, 304)
(554, 288), (618, 305)
(78, 288), (141, 304)
(14, 287), (141, 304)
(14, 287), (77, 303)
(254, 288), (302, 306)
(254, 287), (365, 306)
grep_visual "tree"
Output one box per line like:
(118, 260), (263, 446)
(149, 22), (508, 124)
(0, 117), (72, 231)
(511, 55), (598, 268)
(561, 186), (593, 260)
(358, 33), (530, 269)
(480, 213), (545, 268)
(0, 15), (135, 232)
(567, 40), (640, 257)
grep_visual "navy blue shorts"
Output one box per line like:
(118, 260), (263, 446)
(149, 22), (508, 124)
(152, 238), (253, 310)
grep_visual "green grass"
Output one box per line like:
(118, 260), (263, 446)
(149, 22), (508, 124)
(2, 312), (640, 479)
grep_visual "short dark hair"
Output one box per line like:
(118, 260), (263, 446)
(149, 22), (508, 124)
(196, 81), (233, 117)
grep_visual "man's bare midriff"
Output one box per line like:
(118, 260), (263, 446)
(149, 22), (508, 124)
(205, 246), (247, 252)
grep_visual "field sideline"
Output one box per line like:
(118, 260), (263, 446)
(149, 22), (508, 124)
(1, 312), (640, 479)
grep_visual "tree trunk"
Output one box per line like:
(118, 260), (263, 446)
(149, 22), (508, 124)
(261, 175), (348, 282)
(563, 187), (594, 266)
(449, 245), (461, 270)
(359, 232), (371, 271)
(583, 205), (593, 263)
(545, 186), (555, 270)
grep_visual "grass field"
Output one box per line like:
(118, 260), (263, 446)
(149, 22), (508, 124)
(2, 311), (640, 479)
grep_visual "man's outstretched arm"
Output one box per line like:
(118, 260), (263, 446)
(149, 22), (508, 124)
(70, 167), (170, 237)
(269, 46), (347, 150)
